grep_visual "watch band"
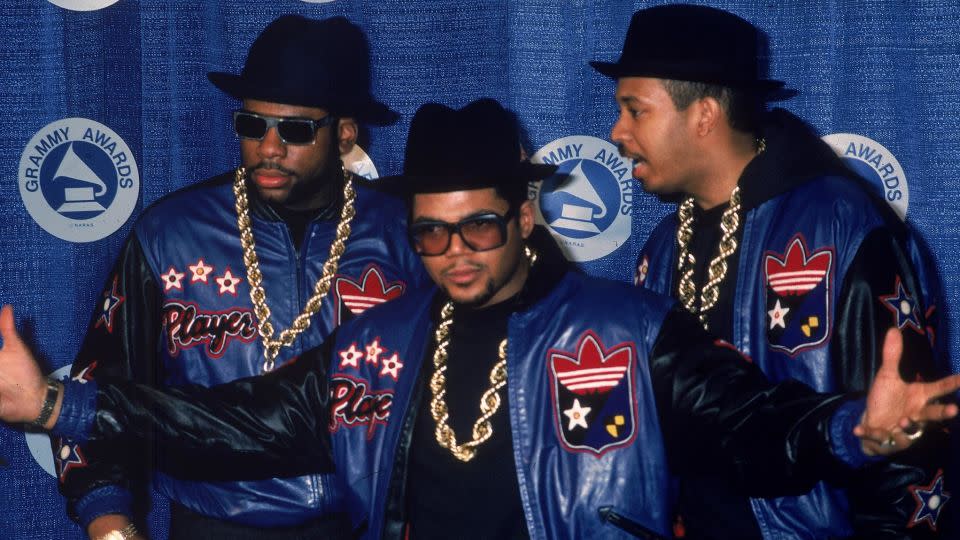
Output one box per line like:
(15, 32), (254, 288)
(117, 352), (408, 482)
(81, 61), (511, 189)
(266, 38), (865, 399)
(29, 378), (60, 428)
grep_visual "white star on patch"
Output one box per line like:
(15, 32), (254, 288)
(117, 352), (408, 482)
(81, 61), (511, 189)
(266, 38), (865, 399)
(161, 267), (185, 291)
(563, 399), (591, 431)
(768, 299), (790, 330)
(366, 339), (383, 365)
(188, 258), (214, 283)
(215, 269), (240, 296)
(339, 344), (363, 369)
(380, 352), (404, 381)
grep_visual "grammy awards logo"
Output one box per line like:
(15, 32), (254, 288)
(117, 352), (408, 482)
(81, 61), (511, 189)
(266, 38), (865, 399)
(19, 118), (139, 242)
(530, 136), (632, 262)
(822, 133), (909, 220)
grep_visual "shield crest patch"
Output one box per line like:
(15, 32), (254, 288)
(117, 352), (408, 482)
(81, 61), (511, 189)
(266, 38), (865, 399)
(548, 330), (637, 456)
(764, 235), (834, 355)
(333, 264), (405, 324)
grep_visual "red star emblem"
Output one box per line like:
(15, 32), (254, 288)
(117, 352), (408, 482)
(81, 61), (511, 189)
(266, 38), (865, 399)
(379, 352), (404, 381)
(94, 276), (124, 333)
(215, 268), (241, 296)
(161, 267), (185, 292)
(188, 258), (214, 283)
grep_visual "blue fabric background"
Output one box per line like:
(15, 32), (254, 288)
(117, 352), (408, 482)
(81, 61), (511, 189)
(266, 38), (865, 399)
(1, 1), (958, 537)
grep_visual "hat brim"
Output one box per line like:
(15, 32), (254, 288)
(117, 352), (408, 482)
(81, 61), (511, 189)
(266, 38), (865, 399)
(207, 72), (399, 126)
(589, 60), (794, 100)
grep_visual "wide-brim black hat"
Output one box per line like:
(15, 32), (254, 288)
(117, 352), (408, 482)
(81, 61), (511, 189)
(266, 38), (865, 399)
(377, 98), (557, 194)
(591, 5), (791, 98)
(208, 15), (398, 126)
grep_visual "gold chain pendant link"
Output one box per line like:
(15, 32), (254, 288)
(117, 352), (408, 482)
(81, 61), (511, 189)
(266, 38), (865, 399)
(430, 301), (508, 462)
(427, 246), (536, 462)
(233, 166), (356, 372)
(675, 186), (742, 329)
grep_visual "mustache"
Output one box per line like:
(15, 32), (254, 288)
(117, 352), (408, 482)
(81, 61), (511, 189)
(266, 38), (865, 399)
(249, 161), (297, 176)
(441, 262), (484, 274)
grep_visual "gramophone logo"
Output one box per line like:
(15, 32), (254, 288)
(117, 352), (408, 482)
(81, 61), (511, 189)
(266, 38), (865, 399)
(530, 136), (632, 262)
(19, 118), (139, 242)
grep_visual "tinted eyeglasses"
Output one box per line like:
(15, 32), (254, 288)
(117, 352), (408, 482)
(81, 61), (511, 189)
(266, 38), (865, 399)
(409, 209), (516, 256)
(233, 110), (334, 145)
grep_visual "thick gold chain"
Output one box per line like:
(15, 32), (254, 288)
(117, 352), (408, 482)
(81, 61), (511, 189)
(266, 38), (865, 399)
(430, 301), (508, 462)
(233, 166), (356, 372)
(676, 187), (742, 329)
(675, 138), (765, 328)
(429, 246), (537, 462)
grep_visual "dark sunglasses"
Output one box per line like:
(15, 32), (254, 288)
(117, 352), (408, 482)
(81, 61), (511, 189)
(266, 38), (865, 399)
(409, 209), (516, 256)
(233, 110), (334, 145)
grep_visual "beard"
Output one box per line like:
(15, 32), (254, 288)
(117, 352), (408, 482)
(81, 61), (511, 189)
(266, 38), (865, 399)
(249, 134), (343, 210)
(444, 277), (498, 308)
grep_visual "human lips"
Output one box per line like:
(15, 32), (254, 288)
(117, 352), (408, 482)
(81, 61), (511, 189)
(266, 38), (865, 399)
(252, 169), (291, 189)
(442, 264), (483, 286)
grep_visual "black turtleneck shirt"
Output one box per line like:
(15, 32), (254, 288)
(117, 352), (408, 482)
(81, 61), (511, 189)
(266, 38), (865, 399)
(406, 295), (529, 539)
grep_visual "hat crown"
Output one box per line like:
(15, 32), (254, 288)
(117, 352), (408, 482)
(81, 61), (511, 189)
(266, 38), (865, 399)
(379, 98), (557, 195)
(591, 4), (784, 93)
(208, 15), (396, 125)
(623, 5), (760, 82)
(404, 99), (522, 179)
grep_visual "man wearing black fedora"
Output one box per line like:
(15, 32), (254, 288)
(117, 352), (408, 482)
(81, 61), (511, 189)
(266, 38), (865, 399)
(56, 14), (426, 540)
(592, 4), (950, 539)
(2, 98), (958, 540)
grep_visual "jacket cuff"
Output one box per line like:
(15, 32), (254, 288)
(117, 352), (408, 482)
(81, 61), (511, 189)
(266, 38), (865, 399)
(73, 485), (133, 529)
(51, 380), (97, 442)
(829, 398), (883, 468)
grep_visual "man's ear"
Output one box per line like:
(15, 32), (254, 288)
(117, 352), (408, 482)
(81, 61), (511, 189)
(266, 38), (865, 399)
(337, 117), (359, 155)
(518, 200), (535, 240)
(693, 96), (723, 138)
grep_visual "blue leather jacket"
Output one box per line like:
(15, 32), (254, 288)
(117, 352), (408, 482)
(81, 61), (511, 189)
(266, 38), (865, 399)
(636, 110), (949, 539)
(321, 240), (866, 539)
(58, 232), (871, 540)
(58, 171), (427, 528)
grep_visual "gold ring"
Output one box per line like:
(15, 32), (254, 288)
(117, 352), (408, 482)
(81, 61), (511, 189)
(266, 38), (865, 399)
(881, 435), (897, 448)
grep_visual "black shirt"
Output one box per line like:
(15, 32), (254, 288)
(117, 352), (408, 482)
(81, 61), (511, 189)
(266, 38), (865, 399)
(406, 296), (529, 539)
(675, 202), (760, 540)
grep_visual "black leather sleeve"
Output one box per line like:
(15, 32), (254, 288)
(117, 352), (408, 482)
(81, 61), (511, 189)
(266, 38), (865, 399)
(56, 232), (162, 523)
(87, 342), (335, 481)
(651, 308), (856, 497)
(832, 228), (949, 539)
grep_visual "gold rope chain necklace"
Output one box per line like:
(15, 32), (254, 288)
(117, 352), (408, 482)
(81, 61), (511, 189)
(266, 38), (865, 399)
(675, 138), (765, 329)
(233, 166), (356, 372)
(430, 246), (537, 462)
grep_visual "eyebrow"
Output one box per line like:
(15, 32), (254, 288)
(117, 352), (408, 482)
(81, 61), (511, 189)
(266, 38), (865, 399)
(411, 208), (504, 224)
(615, 95), (652, 106)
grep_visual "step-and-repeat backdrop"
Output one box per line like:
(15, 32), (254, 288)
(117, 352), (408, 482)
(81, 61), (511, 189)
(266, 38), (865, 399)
(1, 1), (958, 538)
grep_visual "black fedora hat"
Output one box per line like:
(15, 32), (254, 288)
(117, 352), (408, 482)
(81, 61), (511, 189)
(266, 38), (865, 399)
(591, 5), (787, 95)
(208, 15), (398, 126)
(378, 98), (557, 194)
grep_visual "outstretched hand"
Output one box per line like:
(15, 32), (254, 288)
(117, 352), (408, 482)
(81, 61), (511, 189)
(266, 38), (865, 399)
(855, 327), (960, 456)
(0, 305), (48, 424)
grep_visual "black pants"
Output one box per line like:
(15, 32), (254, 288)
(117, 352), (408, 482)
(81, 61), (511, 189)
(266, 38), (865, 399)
(168, 502), (351, 540)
